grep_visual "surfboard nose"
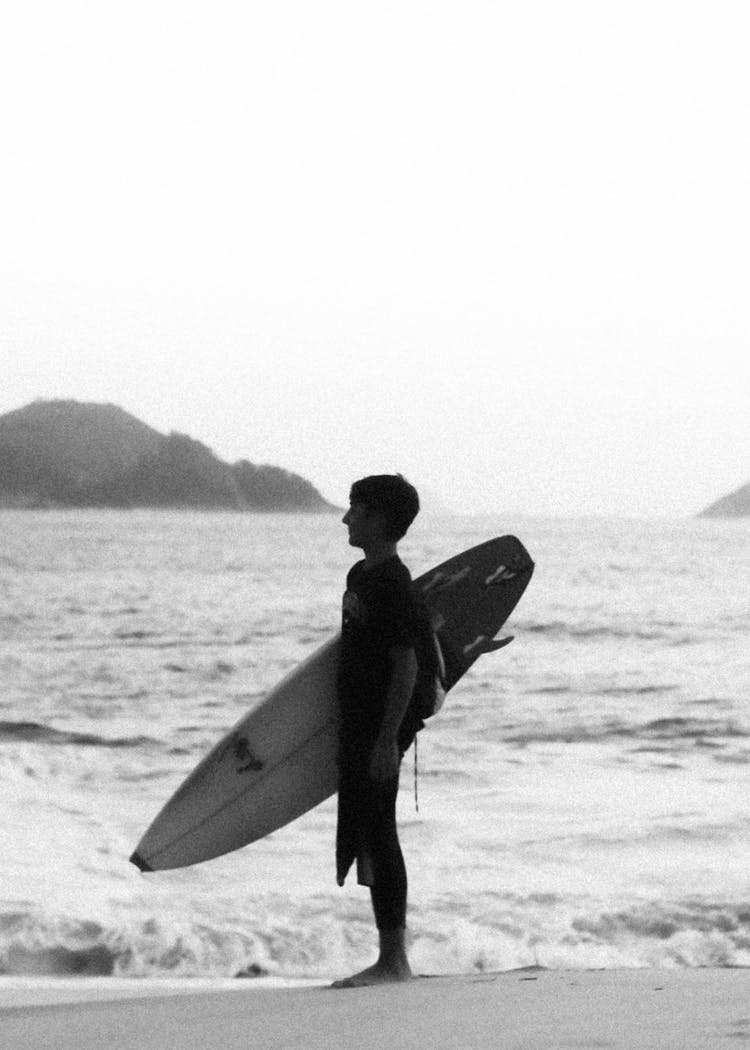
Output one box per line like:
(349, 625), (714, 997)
(129, 851), (153, 872)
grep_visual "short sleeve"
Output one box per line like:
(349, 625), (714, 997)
(373, 576), (418, 650)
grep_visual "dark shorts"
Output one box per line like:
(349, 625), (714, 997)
(336, 758), (407, 929)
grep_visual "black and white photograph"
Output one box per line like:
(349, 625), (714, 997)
(2, 1), (749, 1046)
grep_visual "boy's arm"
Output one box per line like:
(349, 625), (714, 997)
(369, 646), (418, 783)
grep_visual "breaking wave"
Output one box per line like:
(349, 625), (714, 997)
(2, 896), (750, 979)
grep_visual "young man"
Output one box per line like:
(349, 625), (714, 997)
(333, 474), (422, 988)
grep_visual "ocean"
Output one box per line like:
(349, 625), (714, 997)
(1, 510), (748, 982)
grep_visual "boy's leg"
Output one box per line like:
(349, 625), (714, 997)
(369, 776), (407, 931)
(332, 774), (412, 988)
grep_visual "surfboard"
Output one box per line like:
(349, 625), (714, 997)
(130, 535), (534, 871)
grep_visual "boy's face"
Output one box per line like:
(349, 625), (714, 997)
(342, 501), (387, 549)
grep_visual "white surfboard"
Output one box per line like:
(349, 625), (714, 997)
(131, 536), (533, 871)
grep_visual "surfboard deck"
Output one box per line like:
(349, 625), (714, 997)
(131, 535), (533, 871)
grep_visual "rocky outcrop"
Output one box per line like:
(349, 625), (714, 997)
(0, 400), (335, 512)
(699, 482), (750, 518)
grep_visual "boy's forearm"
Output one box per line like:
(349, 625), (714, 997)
(377, 648), (418, 743)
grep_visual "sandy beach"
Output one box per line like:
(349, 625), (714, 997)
(2, 968), (749, 1049)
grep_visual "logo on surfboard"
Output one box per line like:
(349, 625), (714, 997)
(220, 733), (264, 774)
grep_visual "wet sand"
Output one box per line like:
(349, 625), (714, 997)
(2, 968), (749, 1049)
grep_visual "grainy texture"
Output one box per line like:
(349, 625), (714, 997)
(2, 969), (750, 1050)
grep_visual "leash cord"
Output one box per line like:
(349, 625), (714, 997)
(414, 733), (419, 813)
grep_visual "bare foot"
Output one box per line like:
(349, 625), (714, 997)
(331, 959), (412, 989)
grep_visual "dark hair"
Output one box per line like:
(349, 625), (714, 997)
(349, 474), (420, 541)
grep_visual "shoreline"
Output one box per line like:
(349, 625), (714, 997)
(0, 973), (322, 1010)
(2, 968), (749, 1049)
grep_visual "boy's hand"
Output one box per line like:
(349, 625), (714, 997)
(369, 738), (400, 784)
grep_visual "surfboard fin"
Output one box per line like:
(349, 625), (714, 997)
(462, 634), (514, 658)
(482, 635), (514, 653)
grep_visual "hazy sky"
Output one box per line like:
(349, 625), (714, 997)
(3, 1), (748, 516)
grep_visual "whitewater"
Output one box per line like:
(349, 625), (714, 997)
(1, 510), (748, 982)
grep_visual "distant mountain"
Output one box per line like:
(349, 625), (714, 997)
(0, 400), (336, 512)
(699, 481), (750, 518)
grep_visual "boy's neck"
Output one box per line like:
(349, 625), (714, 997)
(362, 540), (399, 569)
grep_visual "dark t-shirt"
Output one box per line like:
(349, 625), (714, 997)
(337, 555), (420, 760)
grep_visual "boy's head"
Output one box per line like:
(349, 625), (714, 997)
(347, 474), (420, 542)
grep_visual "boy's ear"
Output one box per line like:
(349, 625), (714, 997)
(374, 510), (391, 539)
(365, 506), (386, 534)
